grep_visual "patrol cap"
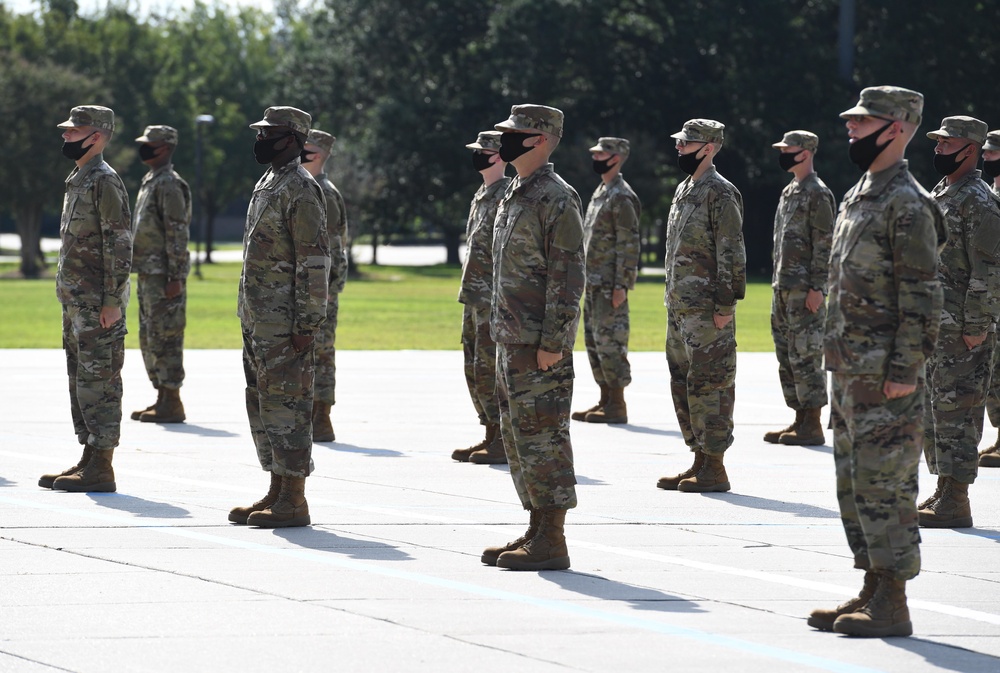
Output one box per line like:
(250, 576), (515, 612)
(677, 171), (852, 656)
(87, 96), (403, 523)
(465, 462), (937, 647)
(135, 125), (178, 145)
(670, 119), (725, 145)
(984, 130), (1000, 153)
(495, 104), (564, 138)
(465, 130), (502, 151)
(926, 116), (988, 145)
(839, 86), (923, 125)
(57, 105), (115, 132)
(249, 106), (311, 136)
(772, 130), (818, 152)
(306, 129), (336, 155)
(589, 137), (631, 157)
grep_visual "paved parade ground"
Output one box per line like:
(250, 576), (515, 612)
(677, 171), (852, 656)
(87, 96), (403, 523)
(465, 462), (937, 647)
(2, 349), (999, 672)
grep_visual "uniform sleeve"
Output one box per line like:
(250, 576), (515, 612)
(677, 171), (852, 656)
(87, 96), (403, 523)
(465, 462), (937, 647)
(960, 198), (1000, 335)
(710, 188), (746, 315)
(289, 186), (331, 335)
(326, 189), (347, 294)
(96, 176), (133, 308)
(540, 195), (585, 353)
(888, 200), (945, 385)
(809, 190), (835, 292)
(159, 179), (192, 281)
(614, 196), (641, 290)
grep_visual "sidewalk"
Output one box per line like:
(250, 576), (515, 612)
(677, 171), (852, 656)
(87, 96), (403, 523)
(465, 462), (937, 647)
(1, 349), (998, 672)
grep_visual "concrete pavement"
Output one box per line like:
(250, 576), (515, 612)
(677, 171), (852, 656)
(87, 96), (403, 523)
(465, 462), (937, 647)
(1, 349), (999, 672)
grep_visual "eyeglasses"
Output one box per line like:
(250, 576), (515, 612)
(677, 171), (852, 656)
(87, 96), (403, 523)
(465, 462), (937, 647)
(675, 140), (706, 149)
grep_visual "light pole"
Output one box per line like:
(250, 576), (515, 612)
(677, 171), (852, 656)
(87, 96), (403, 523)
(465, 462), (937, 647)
(193, 114), (215, 279)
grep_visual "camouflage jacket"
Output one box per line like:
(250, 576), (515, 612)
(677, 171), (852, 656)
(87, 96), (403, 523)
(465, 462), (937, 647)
(459, 176), (510, 309)
(316, 172), (349, 294)
(825, 160), (947, 384)
(491, 163), (585, 352)
(772, 172), (835, 292)
(583, 173), (642, 293)
(663, 165), (746, 314)
(931, 170), (1000, 335)
(56, 154), (133, 309)
(132, 163), (191, 279)
(238, 159), (330, 336)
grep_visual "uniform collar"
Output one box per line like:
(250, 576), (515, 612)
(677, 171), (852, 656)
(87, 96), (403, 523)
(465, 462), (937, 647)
(66, 153), (104, 186)
(933, 168), (983, 198)
(857, 159), (907, 198)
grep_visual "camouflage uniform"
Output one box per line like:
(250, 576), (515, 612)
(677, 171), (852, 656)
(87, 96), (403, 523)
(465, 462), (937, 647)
(981, 132), (1000, 458)
(55, 107), (133, 454)
(663, 121), (746, 458)
(770, 131), (835, 412)
(239, 108), (330, 478)
(491, 107), (585, 511)
(583, 137), (642, 390)
(825, 88), (945, 581)
(459, 131), (510, 428)
(133, 126), (191, 392)
(923, 117), (1000, 485)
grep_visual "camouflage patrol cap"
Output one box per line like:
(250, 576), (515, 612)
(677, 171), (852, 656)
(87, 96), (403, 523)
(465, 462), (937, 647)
(465, 130), (502, 151)
(926, 116), (988, 145)
(135, 125), (178, 145)
(670, 119), (725, 145)
(839, 86), (923, 125)
(306, 129), (336, 155)
(56, 105), (115, 131)
(249, 106), (311, 136)
(984, 130), (1000, 152)
(495, 104), (564, 138)
(772, 130), (819, 152)
(589, 137), (631, 157)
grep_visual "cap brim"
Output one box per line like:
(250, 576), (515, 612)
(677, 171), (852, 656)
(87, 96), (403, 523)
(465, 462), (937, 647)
(465, 142), (484, 150)
(493, 120), (519, 132)
(588, 144), (606, 153)
(771, 141), (790, 148)
(135, 135), (151, 143)
(248, 120), (284, 130)
(56, 119), (82, 129)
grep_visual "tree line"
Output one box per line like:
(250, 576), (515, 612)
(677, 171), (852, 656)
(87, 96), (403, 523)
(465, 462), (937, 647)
(2, 0), (997, 279)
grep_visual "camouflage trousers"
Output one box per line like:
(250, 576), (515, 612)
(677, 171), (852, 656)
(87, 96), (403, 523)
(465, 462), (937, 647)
(137, 274), (186, 390)
(583, 288), (631, 388)
(831, 372), (922, 581)
(314, 291), (339, 405)
(987, 341), (1000, 428)
(770, 288), (827, 410)
(924, 329), (995, 484)
(665, 308), (736, 456)
(63, 304), (126, 451)
(461, 304), (499, 425)
(496, 343), (577, 510)
(242, 324), (315, 477)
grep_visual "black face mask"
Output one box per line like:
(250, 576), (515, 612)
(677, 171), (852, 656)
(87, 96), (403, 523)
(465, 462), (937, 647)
(472, 151), (495, 172)
(933, 144), (971, 177)
(778, 150), (805, 172)
(62, 132), (96, 161)
(499, 132), (540, 163)
(592, 157), (615, 175)
(253, 135), (292, 165)
(138, 144), (161, 161)
(677, 147), (705, 176)
(300, 149), (318, 165)
(848, 121), (893, 171)
(983, 158), (1000, 180)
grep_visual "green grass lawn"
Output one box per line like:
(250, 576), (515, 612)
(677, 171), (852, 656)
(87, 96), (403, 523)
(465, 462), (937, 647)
(0, 262), (775, 351)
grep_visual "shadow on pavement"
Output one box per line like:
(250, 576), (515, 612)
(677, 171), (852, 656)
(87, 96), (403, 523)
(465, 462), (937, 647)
(885, 637), (1000, 672)
(86, 492), (192, 518)
(0, 476), (14, 487)
(271, 526), (413, 561)
(541, 570), (703, 613)
(700, 492), (839, 518)
(614, 425), (684, 438)
(319, 443), (405, 458)
(156, 423), (240, 438)
(952, 527), (1000, 542)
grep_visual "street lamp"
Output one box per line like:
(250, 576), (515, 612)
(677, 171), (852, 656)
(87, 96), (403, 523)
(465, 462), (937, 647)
(193, 113), (215, 279)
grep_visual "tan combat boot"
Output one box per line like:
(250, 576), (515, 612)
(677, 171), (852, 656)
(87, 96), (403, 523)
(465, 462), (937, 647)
(764, 409), (802, 444)
(779, 408), (825, 445)
(833, 573), (912, 637)
(481, 508), (539, 566)
(453, 423), (495, 462)
(807, 570), (879, 631)
(140, 387), (185, 424)
(52, 447), (116, 493)
(496, 508), (570, 571)
(677, 453), (730, 492)
(313, 401), (336, 442)
(572, 384), (608, 421)
(132, 387), (162, 421)
(978, 432), (1000, 467)
(229, 472), (282, 524)
(469, 424), (507, 464)
(39, 444), (95, 489)
(585, 386), (627, 424)
(918, 477), (972, 528)
(247, 475), (311, 528)
(917, 475), (943, 510)
(656, 451), (704, 490)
